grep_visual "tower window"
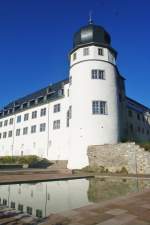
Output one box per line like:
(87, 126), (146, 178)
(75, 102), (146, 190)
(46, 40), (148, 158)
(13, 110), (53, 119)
(92, 101), (108, 115)
(73, 52), (77, 61)
(0, 121), (2, 127)
(91, 70), (105, 80)
(83, 48), (89, 56)
(98, 48), (103, 56)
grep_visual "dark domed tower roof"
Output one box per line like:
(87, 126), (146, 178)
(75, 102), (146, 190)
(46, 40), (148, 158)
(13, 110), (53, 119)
(73, 24), (111, 48)
(71, 23), (117, 57)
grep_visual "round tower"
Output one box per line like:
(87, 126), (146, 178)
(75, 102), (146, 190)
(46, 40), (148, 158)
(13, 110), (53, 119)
(68, 22), (120, 169)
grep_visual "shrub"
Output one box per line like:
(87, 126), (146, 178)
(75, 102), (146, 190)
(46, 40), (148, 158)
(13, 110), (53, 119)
(29, 158), (53, 168)
(115, 167), (128, 174)
(0, 155), (52, 168)
(81, 165), (109, 173)
(138, 142), (150, 152)
(120, 166), (128, 174)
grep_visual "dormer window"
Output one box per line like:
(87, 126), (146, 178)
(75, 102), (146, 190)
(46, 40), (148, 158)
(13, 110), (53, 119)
(83, 48), (89, 56)
(22, 102), (28, 109)
(30, 100), (35, 107)
(98, 48), (103, 56)
(38, 96), (44, 103)
(58, 89), (64, 96)
(73, 52), (77, 61)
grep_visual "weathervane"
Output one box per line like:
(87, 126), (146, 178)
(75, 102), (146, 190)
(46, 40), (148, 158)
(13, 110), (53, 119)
(89, 10), (93, 24)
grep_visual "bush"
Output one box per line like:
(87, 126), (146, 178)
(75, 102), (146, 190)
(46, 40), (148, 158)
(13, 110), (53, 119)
(81, 165), (109, 173)
(0, 155), (52, 168)
(138, 142), (150, 152)
(29, 158), (53, 168)
(115, 167), (128, 174)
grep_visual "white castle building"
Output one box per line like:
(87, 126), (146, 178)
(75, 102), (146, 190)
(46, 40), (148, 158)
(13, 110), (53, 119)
(0, 22), (150, 169)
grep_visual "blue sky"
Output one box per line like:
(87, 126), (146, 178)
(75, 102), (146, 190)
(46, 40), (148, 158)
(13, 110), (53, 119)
(0, 0), (150, 108)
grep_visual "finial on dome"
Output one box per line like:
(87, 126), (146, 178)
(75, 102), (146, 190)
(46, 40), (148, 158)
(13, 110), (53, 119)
(89, 10), (93, 24)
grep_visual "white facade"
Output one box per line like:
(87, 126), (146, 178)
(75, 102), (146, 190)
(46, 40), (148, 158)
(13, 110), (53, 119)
(0, 23), (150, 169)
(68, 45), (120, 168)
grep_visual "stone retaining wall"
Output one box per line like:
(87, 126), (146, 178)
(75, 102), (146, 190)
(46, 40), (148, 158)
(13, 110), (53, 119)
(87, 143), (150, 174)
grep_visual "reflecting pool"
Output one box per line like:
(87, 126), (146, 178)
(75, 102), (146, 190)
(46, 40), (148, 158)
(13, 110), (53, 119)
(0, 177), (150, 218)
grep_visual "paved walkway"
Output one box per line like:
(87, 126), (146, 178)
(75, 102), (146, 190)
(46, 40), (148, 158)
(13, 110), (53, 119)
(0, 169), (93, 185)
(40, 189), (150, 225)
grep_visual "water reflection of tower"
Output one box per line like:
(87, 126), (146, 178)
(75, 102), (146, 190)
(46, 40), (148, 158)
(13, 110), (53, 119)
(7, 185), (11, 207)
(44, 183), (48, 217)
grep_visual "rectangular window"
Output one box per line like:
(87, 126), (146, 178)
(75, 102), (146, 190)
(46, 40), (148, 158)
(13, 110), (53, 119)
(17, 115), (21, 123)
(92, 101), (108, 115)
(53, 120), (60, 130)
(32, 111), (37, 119)
(11, 202), (15, 209)
(24, 113), (29, 121)
(8, 130), (13, 138)
(16, 129), (20, 136)
(18, 204), (23, 212)
(0, 121), (2, 127)
(58, 89), (64, 96)
(40, 123), (46, 132)
(69, 106), (72, 119)
(128, 110), (132, 117)
(0, 133), (1, 139)
(9, 118), (14, 125)
(66, 110), (69, 127)
(83, 48), (89, 56)
(69, 76), (72, 85)
(23, 127), (28, 135)
(3, 132), (7, 138)
(27, 206), (32, 215)
(137, 113), (141, 120)
(130, 124), (134, 132)
(40, 108), (46, 117)
(31, 125), (36, 133)
(73, 52), (77, 61)
(4, 120), (8, 126)
(36, 209), (43, 218)
(54, 104), (61, 113)
(3, 199), (7, 206)
(98, 48), (103, 56)
(91, 70), (105, 80)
